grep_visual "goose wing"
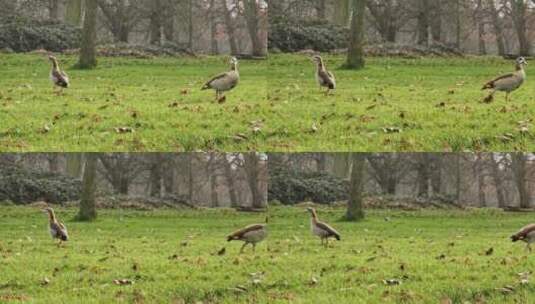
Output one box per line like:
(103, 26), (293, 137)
(51, 221), (69, 241)
(512, 224), (535, 242)
(318, 70), (336, 89)
(52, 70), (69, 88)
(227, 224), (265, 241)
(316, 221), (340, 240)
(202, 72), (230, 90)
(482, 73), (514, 89)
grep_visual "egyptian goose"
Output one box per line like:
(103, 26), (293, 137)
(48, 55), (70, 94)
(226, 217), (268, 253)
(42, 207), (69, 246)
(202, 57), (240, 102)
(511, 224), (535, 252)
(306, 207), (340, 246)
(312, 55), (336, 95)
(482, 57), (527, 102)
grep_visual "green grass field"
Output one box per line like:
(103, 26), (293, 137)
(1, 54), (535, 151)
(0, 54), (267, 152)
(268, 54), (535, 151)
(1, 206), (534, 303)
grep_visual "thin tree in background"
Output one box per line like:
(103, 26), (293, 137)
(333, 0), (350, 26)
(243, 0), (267, 57)
(65, 0), (82, 26)
(345, 0), (365, 69)
(221, 0), (238, 55)
(244, 153), (266, 209)
(78, 0), (97, 69)
(77, 153), (97, 221)
(345, 153), (365, 221)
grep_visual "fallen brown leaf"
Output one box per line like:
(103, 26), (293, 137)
(113, 279), (133, 286)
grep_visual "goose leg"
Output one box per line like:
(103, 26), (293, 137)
(527, 243), (532, 253)
(240, 242), (248, 254)
(253, 243), (256, 253)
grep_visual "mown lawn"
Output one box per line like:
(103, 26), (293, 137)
(2, 54), (535, 152)
(1, 205), (534, 303)
(0, 54), (267, 152)
(268, 54), (535, 151)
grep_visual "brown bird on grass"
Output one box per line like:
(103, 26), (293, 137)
(42, 207), (68, 246)
(482, 57), (527, 103)
(48, 55), (70, 95)
(312, 55), (336, 95)
(511, 224), (535, 252)
(306, 207), (340, 246)
(202, 57), (240, 102)
(227, 217), (268, 253)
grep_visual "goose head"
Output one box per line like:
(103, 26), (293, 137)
(312, 55), (323, 66)
(517, 57), (528, 66)
(516, 57), (528, 71)
(306, 207), (318, 218)
(230, 57), (238, 70)
(48, 55), (59, 68)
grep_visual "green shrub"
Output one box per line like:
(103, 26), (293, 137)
(268, 168), (348, 204)
(0, 164), (81, 204)
(269, 19), (349, 52)
(0, 16), (81, 52)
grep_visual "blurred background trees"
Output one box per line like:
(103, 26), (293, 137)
(0, 0), (268, 56)
(269, 0), (535, 56)
(0, 153), (268, 210)
(269, 153), (535, 210)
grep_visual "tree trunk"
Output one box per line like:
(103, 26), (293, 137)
(455, 154), (461, 202)
(66, 153), (83, 178)
(188, 0), (194, 49)
(163, 162), (175, 195)
(511, 153), (530, 208)
(430, 155), (441, 196)
(417, 154), (430, 198)
(48, 154), (60, 173)
(49, 0), (61, 20)
(78, 0), (97, 69)
(346, 0), (366, 69)
(221, 0), (238, 54)
(77, 153), (97, 221)
(224, 157), (238, 207)
(488, 0), (505, 55)
(511, 0), (530, 56)
(244, 153), (265, 209)
(150, 154), (162, 198)
(163, 0), (176, 42)
(210, 173), (218, 207)
(477, 0), (487, 55)
(244, 0), (267, 57)
(210, 0), (218, 55)
(332, 153), (350, 178)
(490, 155), (505, 208)
(316, 153), (327, 172)
(417, 0), (430, 45)
(346, 153), (365, 221)
(333, 0), (350, 26)
(187, 156), (194, 203)
(149, 0), (162, 45)
(430, 0), (442, 42)
(66, 0), (82, 25)
(316, 0), (326, 20)
(455, 0), (462, 49)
